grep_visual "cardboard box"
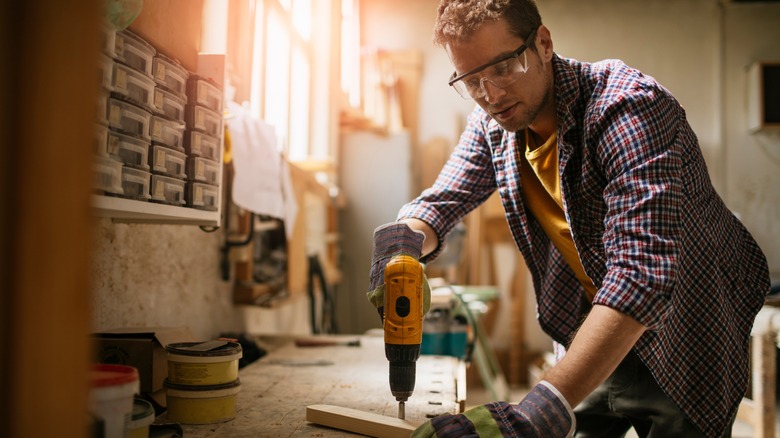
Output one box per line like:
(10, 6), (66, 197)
(93, 327), (194, 393)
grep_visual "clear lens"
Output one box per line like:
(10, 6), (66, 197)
(452, 51), (528, 100)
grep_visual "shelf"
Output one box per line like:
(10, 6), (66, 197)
(93, 195), (221, 226)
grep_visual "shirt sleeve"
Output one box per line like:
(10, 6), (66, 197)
(589, 79), (685, 330)
(397, 107), (498, 262)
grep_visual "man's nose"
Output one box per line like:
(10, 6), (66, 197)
(480, 78), (506, 103)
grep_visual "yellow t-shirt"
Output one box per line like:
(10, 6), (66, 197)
(519, 129), (598, 301)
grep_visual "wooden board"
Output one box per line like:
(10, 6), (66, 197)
(306, 404), (419, 438)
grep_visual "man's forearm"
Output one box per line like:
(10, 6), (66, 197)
(541, 304), (647, 408)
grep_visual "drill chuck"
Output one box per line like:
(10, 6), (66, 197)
(386, 343), (421, 401)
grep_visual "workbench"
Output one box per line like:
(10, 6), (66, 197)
(179, 334), (465, 437)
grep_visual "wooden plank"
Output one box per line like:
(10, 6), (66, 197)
(737, 398), (754, 424)
(306, 404), (420, 438)
(750, 331), (776, 438)
(456, 360), (468, 413)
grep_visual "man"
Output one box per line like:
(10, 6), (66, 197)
(367, 0), (771, 436)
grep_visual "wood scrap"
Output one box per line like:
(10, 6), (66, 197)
(306, 404), (421, 438)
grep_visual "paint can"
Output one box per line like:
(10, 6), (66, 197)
(166, 341), (243, 386)
(89, 364), (139, 438)
(164, 379), (241, 424)
(126, 397), (155, 438)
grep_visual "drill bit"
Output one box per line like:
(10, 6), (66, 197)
(398, 401), (405, 419)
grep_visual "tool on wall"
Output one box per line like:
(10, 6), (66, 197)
(383, 254), (424, 420)
(219, 209), (254, 281)
(308, 254), (338, 334)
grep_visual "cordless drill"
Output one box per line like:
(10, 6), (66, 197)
(383, 254), (424, 420)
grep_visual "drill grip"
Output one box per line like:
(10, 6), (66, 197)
(383, 255), (424, 346)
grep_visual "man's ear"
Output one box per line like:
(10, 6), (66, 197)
(535, 25), (554, 62)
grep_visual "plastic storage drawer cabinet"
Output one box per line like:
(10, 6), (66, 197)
(108, 98), (152, 141)
(150, 116), (185, 150)
(120, 166), (151, 200)
(184, 130), (220, 161)
(93, 156), (123, 195)
(152, 54), (189, 97)
(186, 182), (219, 211)
(186, 76), (223, 112)
(109, 130), (150, 170)
(151, 175), (186, 205)
(114, 30), (156, 77)
(150, 145), (187, 178)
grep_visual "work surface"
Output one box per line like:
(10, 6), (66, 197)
(180, 334), (465, 437)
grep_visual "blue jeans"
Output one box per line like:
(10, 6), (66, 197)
(573, 350), (733, 437)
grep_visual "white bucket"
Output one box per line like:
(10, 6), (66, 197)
(89, 364), (139, 438)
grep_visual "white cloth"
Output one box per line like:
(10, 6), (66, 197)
(226, 101), (297, 239)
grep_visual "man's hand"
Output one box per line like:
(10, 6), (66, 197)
(412, 382), (575, 438)
(366, 222), (429, 319)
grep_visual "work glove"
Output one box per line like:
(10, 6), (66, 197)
(366, 222), (431, 320)
(411, 381), (575, 438)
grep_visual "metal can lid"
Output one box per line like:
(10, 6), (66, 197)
(165, 341), (242, 357)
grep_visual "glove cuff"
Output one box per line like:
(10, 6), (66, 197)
(372, 222), (425, 259)
(538, 381), (575, 437)
(516, 381), (575, 438)
(368, 223), (425, 291)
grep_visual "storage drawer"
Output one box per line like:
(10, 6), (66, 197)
(108, 98), (152, 141)
(152, 87), (186, 122)
(186, 156), (221, 185)
(114, 29), (156, 77)
(95, 124), (109, 157)
(184, 105), (222, 137)
(151, 175), (186, 205)
(96, 89), (110, 126)
(93, 156), (123, 195)
(112, 61), (156, 110)
(109, 129), (150, 170)
(186, 76), (223, 112)
(150, 116), (185, 150)
(150, 144), (187, 178)
(98, 52), (114, 91)
(186, 182), (219, 211)
(184, 130), (220, 161)
(120, 166), (151, 200)
(152, 54), (189, 97)
(99, 21), (116, 57)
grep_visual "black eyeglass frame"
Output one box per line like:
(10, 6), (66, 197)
(447, 28), (538, 87)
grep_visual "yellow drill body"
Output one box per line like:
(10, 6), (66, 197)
(383, 254), (424, 419)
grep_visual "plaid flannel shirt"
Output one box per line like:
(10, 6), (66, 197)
(399, 54), (770, 436)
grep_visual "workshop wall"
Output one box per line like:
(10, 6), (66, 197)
(721, 4), (780, 281)
(90, 218), (311, 340)
(90, 219), (235, 340)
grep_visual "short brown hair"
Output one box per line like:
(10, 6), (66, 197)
(433, 0), (542, 47)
